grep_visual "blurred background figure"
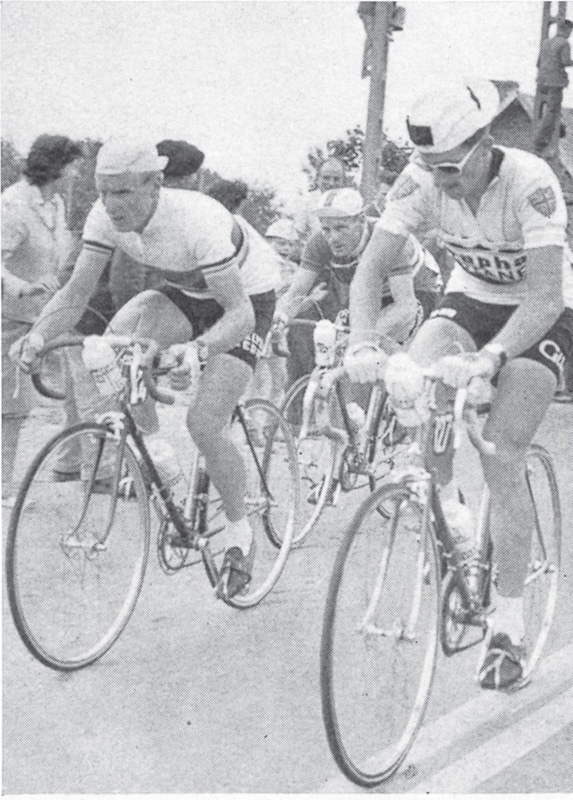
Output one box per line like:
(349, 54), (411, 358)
(534, 18), (573, 156)
(205, 178), (249, 215)
(292, 156), (348, 246)
(158, 139), (205, 190)
(2, 134), (83, 503)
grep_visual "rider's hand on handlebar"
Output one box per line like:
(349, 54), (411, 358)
(9, 331), (45, 374)
(344, 342), (385, 384)
(433, 350), (497, 390)
(383, 352), (429, 426)
(167, 341), (203, 392)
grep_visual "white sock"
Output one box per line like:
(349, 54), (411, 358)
(224, 516), (253, 556)
(490, 594), (525, 646)
(440, 480), (460, 507)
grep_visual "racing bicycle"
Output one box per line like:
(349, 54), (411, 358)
(6, 335), (299, 671)
(320, 371), (561, 786)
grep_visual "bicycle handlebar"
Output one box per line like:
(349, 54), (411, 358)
(30, 334), (175, 405)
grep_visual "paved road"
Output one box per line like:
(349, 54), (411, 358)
(3, 401), (572, 794)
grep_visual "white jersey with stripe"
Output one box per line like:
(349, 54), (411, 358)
(376, 146), (573, 308)
(83, 188), (281, 300)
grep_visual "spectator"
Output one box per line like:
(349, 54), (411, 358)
(534, 19), (573, 155)
(205, 179), (248, 214)
(2, 134), (83, 502)
(109, 139), (205, 311)
(292, 156), (348, 244)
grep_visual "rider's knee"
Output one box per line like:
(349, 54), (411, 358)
(110, 290), (168, 334)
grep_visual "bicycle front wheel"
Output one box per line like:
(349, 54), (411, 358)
(6, 422), (150, 670)
(521, 443), (562, 681)
(281, 374), (340, 545)
(321, 481), (440, 786)
(224, 399), (299, 608)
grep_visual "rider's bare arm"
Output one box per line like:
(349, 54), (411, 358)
(25, 245), (110, 343)
(349, 226), (409, 345)
(483, 245), (565, 359)
(198, 263), (255, 355)
(377, 272), (419, 338)
(275, 266), (318, 321)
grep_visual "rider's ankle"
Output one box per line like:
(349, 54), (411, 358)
(490, 594), (525, 646)
(224, 516), (253, 556)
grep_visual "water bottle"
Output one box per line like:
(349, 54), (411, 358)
(146, 438), (187, 508)
(313, 319), (337, 368)
(82, 336), (124, 396)
(346, 401), (367, 449)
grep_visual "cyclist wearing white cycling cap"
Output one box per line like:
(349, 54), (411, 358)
(275, 187), (439, 387)
(11, 137), (281, 601)
(346, 78), (573, 690)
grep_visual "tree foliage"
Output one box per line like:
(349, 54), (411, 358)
(304, 126), (413, 189)
(1, 139), (23, 192)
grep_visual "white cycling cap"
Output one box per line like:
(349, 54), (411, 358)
(96, 137), (169, 175)
(265, 218), (298, 241)
(315, 188), (364, 218)
(406, 79), (501, 154)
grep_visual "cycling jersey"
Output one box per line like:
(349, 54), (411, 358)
(83, 189), (280, 300)
(378, 146), (573, 308)
(301, 217), (439, 311)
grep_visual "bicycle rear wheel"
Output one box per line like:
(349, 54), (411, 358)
(224, 399), (299, 608)
(521, 443), (561, 682)
(6, 422), (150, 670)
(321, 481), (440, 786)
(281, 374), (340, 545)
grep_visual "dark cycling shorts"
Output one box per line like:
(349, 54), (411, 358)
(158, 286), (276, 370)
(429, 292), (573, 381)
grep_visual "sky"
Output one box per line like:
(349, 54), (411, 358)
(1, 0), (571, 206)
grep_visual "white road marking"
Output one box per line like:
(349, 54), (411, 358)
(318, 643), (573, 793)
(411, 684), (573, 793)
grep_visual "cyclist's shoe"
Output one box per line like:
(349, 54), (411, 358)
(477, 632), (526, 691)
(215, 541), (256, 600)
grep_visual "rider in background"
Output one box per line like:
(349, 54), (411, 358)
(11, 138), (281, 601)
(345, 79), (573, 690)
(276, 187), (440, 389)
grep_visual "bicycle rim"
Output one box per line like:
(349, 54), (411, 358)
(281, 374), (338, 545)
(321, 482), (440, 786)
(6, 423), (150, 670)
(224, 399), (299, 608)
(521, 444), (561, 681)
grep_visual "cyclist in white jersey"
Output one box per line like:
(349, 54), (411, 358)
(11, 138), (281, 600)
(344, 79), (573, 690)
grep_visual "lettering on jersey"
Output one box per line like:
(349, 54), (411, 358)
(240, 332), (264, 357)
(389, 175), (420, 202)
(433, 412), (454, 455)
(528, 186), (556, 218)
(447, 246), (527, 284)
(430, 307), (457, 320)
(538, 338), (565, 376)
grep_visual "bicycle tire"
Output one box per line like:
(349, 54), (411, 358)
(6, 422), (150, 671)
(321, 481), (441, 786)
(223, 398), (299, 608)
(281, 374), (340, 545)
(521, 443), (562, 683)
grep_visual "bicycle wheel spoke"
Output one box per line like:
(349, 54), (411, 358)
(6, 424), (150, 670)
(322, 484), (439, 786)
(521, 445), (561, 680)
(223, 399), (299, 608)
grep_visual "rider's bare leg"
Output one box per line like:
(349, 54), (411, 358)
(481, 358), (557, 601)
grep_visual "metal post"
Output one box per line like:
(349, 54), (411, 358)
(361, 2), (393, 203)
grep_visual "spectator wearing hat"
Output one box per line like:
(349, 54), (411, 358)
(2, 134), (83, 501)
(109, 139), (205, 311)
(534, 19), (573, 155)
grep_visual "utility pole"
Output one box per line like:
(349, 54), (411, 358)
(534, 0), (568, 175)
(359, 2), (401, 203)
